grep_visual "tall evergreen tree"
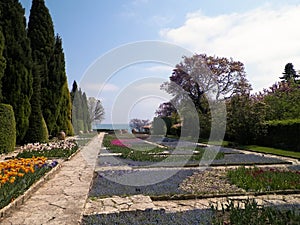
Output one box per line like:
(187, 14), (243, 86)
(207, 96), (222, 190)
(0, 29), (5, 102)
(28, 1), (73, 136)
(27, 0), (55, 134)
(0, 0), (33, 143)
(71, 81), (91, 134)
(46, 35), (73, 135)
(24, 65), (49, 143)
(280, 63), (299, 82)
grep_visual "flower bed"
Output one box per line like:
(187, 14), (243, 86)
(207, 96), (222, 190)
(89, 169), (196, 197)
(16, 140), (78, 159)
(0, 157), (58, 209)
(227, 166), (300, 192)
(103, 134), (224, 163)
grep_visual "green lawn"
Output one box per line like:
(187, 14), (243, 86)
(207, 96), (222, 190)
(241, 145), (300, 159)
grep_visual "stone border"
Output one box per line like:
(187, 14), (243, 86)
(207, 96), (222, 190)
(150, 189), (300, 201)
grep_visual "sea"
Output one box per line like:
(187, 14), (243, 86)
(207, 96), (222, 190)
(92, 123), (131, 132)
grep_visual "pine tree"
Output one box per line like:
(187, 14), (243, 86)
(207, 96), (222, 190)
(0, 0), (33, 143)
(280, 63), (300, 82)
(0, 28), (6, 102)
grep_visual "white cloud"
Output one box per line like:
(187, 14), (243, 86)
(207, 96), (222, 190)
(160, 5), (300, 92)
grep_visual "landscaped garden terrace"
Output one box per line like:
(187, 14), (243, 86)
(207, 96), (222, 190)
(83, 133), (300, 224)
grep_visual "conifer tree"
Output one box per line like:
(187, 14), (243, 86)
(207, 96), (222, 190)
(0, 0), (33, 143)
(27, 0), (55, 133)
(71, 81), (91, 134)
(28, 1), (73, 136)
(24, 65), (49, 143)
(0, 29), (5, 102)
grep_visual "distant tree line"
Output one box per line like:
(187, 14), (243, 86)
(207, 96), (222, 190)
(0, 0), (104, 154)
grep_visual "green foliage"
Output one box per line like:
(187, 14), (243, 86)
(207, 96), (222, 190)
(257, 119), (300, 151)
(227, 166), (300, 191)
(264, 84), (300, 121)
(56, 81), (74, 136)
(242, 145), (300, 159)
(280, 63), (299, 82)
(151, 117), (167, 136)
(71, 81), (91, 134)
(28, 2), (73, 137)
(24, 65), (49, 143)
(211, 198), (300, 225)
(0, 29), (5, 102)
(0, 104), (16, 153)
(226, 94), (267, 145)
(0, 0), (33, 143)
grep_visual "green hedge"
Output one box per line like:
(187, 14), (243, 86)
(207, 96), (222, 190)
(0, 104), (16, 153)
(258, 119), (300, 152)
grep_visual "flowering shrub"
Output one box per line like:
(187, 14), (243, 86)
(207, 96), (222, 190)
(0, 157), (58, 209)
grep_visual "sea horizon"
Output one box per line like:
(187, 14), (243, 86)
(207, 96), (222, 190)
(92, 123), (131, 131)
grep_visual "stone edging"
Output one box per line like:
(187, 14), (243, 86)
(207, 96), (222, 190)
(150, 189), (300, 201)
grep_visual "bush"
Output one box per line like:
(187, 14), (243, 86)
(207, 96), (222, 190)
(0, 104), (16, 154)
(257, 119), (300, 152)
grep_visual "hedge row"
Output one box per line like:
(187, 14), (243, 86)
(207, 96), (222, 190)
(257, 119), (300, 152)
(0, 104), (16, 154)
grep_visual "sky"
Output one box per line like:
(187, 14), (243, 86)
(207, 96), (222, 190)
(20, 0), (300, 124)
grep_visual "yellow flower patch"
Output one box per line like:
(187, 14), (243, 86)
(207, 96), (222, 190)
(0, 157), (47, 185)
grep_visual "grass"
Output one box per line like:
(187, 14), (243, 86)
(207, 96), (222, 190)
(227, 166), (300, 192)
(198, 137), (300, 159)
(241, 145), (300, 159)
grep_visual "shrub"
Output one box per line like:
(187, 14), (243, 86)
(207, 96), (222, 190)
(0, 104), (16, 153)
(257, 119), (300, 152)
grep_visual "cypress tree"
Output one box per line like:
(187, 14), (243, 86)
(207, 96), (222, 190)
(51, 35), (74, 136)
(0, 29), (5, 102)
(71, 81), (90, 134)
(28, 1), (73, 137)
(27, 0), (55, 135)
(24, 65), (49, 143)
(0, 0), (33, 143)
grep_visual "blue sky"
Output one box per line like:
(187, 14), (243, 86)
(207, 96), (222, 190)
(20, 0), (300, 123)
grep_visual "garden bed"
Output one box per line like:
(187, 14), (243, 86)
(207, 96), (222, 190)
(90, 167), (300, 199)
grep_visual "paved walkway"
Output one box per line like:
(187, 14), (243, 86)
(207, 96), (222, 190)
(84, 193), (300, 215)
(0, 133), (104, 225)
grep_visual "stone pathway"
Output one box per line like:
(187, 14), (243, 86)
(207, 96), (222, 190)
(84, 193), (300, 215)
(0, 133), (104, 225)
